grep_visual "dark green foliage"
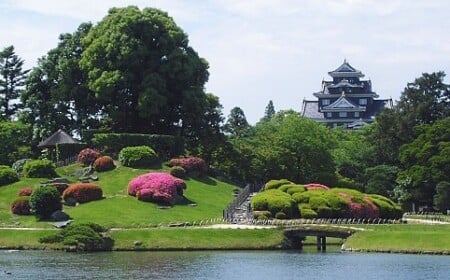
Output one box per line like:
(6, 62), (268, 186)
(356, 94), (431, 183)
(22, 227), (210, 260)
(0, 165), (19, 186)
(264, 179), (293, 191)
(364, 165), (399, 196)
(286, 186), (306, 195)
(275, 212), (287, 219)
(251, 189), (297, 218)
(92, 133), (183, 160)
(56, 143), (87, 162)
(119, 146), (158, 168)
(434, 181), (450, 212)
(336, 174), (362, 191)
(29, 186), (62, 219)
(22, 159), (57, 178)
(10, 196), (31, 215)
(224, 107), (250, 137)
(169, 166), (186, 179)
(39, 223), (114, 252)
(399, 118), (450, 205)
(0, 46), (30, 120)
(261, 100), (276, 122)
(0, 121), (32, 166)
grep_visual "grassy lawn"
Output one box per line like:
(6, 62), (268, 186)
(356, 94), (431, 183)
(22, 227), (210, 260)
(0, 229), (57, 249)
(344, 224), (450, 253)
(112, 228), (284, 250)
(0, 163), (237, 228)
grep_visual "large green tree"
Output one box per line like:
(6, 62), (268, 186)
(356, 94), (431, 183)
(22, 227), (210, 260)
(231, 111), (336, 184)
(224, 107), (250, 137)
(21, 23), (98, 141)
(0, 46), (29, 120)
(0, 121), (31, 165)
(398, 118), (450, 206)
(80, 6), (209, 134)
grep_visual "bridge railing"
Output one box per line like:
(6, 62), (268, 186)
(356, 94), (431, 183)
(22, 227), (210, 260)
(223, 183), (263, 221)
(230, 217), (405, 226)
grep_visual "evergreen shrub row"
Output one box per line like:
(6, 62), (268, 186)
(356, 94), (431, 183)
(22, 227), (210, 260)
(251, 179), (403, 220)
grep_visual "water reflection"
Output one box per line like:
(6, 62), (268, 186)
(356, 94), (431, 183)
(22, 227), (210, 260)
(0, 250), (449, 280)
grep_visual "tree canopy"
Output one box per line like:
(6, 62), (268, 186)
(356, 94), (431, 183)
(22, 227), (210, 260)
(80, 6), (210, 134)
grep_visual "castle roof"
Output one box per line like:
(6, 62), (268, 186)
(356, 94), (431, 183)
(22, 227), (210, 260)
(321, 94), (366, 112)
(328, 60), (364, 78)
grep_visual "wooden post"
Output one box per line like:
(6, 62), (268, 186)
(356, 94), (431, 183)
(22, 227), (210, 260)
(317, 236), (327, 251)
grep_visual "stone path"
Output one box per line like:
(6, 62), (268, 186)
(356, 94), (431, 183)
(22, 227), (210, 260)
(230, 192), (256, 223)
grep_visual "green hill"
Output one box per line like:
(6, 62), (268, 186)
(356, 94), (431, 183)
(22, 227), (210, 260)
(0, 163), (238, 228)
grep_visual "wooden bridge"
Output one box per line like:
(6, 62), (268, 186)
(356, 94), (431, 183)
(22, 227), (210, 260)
(283, 226), (356, 251)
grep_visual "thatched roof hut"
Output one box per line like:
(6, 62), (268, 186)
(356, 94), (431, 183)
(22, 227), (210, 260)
(37, 129), (79, 149)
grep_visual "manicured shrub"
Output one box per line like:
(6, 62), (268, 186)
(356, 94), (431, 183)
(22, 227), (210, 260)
(93, 156), (115, 172)
(275, 212), (287, 219)
(169, 166), (186, 179)
(22, 160), (57, 178)
(119, 146), (158, 168)
(285, 185), (306, 195)
(18, 187), (33, 196)
(62, 183), (103, 203)
(29, 186), (62, 219)
(168, 156), (207, 177)
(11, 196), (31, 215)
(263, 179), (293, 191)
(0, 165), (19, 186)
(39, 223), (113, 252)
(251, 189), (298, 218)
(128, 172), (186, 205)
(253, 210), (272, 219)
(299, 205), (318, 219)
(368, 194), (403, 219)
(11, 158), (31, 174)
(77, 148), (101, 166)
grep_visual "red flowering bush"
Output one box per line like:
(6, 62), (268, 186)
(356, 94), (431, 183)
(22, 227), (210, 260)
(304, 183), (330, 191)
(18, 187), (33, 196)
(11, 197), (31, 215)
(168, 157), (207, 177)
(62, 183), (103, 203)
(93, 156), (115, 172)
(77, 148), (101, 166)
(128, 172), (186, 204)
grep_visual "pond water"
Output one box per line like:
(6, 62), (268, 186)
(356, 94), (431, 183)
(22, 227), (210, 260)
(0, 249), (449, 279)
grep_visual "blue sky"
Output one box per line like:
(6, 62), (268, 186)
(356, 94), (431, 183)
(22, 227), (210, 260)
(1, 0), (449, 123)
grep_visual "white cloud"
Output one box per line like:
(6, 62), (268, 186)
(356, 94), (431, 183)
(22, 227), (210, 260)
(1, 0), (449, 123)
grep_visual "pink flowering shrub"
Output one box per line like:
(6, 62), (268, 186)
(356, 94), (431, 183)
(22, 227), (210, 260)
(304, 183), (330, 191)
(168, 157), (207, 177)
(18, 187), (33, 196)
(128, 172), (186, 204)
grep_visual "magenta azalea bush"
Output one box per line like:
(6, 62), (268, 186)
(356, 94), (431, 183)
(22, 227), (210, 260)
(77, 148), (101, 166)
(168, 156), (207, 177)
(128, 172), (186, 204)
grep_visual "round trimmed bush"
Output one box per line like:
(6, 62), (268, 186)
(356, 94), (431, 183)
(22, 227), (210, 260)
(23, 160), (57, 178)
(128, 172), (186, 205)
(168, 157), (207, 177)
(18, 187), (33, 196)
(119, 146), (158, 168)
(368, 194), (403, 219)
(169, 166), (186, 179)
(299, 205), (318, 219)
(11, 197), (31, 215)
(263, 179), (293, 191)
(251, 189), (297, 218)
(62, 183), (103, 203)
(93, 156), (115, 172)
(0, 165), (19, 186)
(77, 148), (101, 166)
(30, 186), (62, 219)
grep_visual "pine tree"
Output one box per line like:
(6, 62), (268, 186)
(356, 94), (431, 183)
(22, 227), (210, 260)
(0, 46), (29, 120)
(262, 100), (275, 121)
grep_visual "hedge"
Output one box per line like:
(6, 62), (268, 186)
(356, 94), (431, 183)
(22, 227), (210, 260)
(62, 183), (103, 204)
(56, 143), (87, 162)
(119, 146), (158, 168)
(22, 160), (57, 178)
(251, 189), (298, 218)
(264, 179), (293, 191)
(92, 133), (183, 160)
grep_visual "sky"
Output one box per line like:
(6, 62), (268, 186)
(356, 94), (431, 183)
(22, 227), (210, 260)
(1, 0), (449, 124)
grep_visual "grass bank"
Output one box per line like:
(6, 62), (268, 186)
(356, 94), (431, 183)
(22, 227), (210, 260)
(344, 224), (450, 254)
